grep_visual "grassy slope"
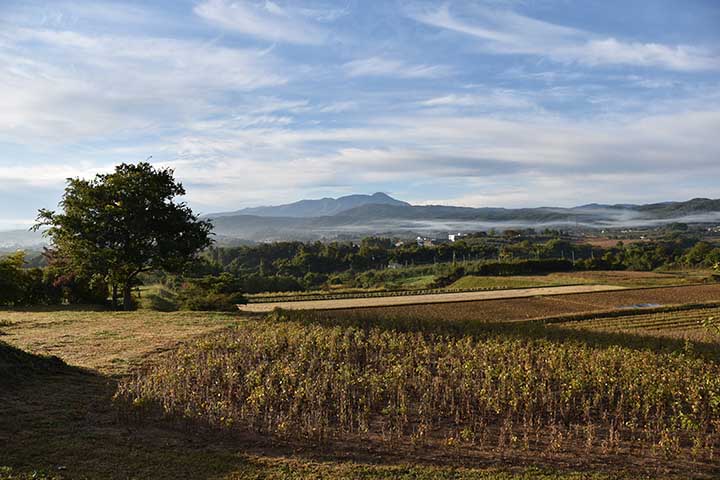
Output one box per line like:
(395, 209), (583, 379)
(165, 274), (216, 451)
(389, 274), (436, 289)
(448, 275), (581, 290)
(1, 307), (716, 479)
(0, 310), (238, 375)
(450, 270), (712, 290)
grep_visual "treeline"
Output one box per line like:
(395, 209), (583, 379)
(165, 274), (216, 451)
(4, 235), (720, 307)
(432, 259), (574, 288)
(576, 239), (720, 271)
(193, 237), (578, 277)
(184, 235), (720, 293)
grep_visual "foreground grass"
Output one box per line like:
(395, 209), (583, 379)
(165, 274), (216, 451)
(2, 308), (718, 479)
(0, 309), (239, 375)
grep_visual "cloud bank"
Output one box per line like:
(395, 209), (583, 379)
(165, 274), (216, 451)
(0, 0), (719, 229)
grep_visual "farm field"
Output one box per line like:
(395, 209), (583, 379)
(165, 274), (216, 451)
(245, 270), (712, 306)
(3, 285), (720, 479)
(448, 274), (586, 290)
(328, 284), (720, 323)
(239, 284), (627, 312)
(451, 270), (711, 289)
(2, 309), (685, 480)
(552, 305), (720, 343)
(119, 305), (720, 479)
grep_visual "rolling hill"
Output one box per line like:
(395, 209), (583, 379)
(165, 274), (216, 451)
(204, 195), (720, 242)
(208, 192), (410, 218)
(4, 195), (720, 247)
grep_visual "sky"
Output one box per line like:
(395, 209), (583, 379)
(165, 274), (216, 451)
(1, 0), (719, 230)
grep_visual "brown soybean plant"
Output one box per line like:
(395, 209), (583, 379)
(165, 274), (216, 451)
(115, 310), (720, 461)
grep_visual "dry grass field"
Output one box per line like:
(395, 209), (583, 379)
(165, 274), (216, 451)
(448, 270), (708, 290)
(0, 310), (239, 375)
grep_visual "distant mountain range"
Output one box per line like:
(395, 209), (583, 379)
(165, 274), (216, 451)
(3, 195), (720, 249)
(205, 194), (720, 242)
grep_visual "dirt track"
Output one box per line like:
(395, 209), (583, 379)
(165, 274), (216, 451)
(238, 284), (628, 312)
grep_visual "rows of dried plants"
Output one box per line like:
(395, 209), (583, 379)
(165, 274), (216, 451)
(556, 306), (720, 343)
(115, 308), (720, 466)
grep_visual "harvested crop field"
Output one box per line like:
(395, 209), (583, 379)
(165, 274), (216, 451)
(325, 284), (720, 323)
(239, 284), (627, 312)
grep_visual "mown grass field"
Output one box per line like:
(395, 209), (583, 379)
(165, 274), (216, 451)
(2, 286), (720, 479)
(448, 274), (582, 290)
(449, 270), (712, 290)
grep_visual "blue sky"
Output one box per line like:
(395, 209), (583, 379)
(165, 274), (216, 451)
(1, 0), (719, 229)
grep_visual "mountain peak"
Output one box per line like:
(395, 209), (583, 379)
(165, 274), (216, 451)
(208, 192), (410, 219)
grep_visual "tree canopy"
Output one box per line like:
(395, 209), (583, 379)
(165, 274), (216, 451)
(35, 162), (212, 309)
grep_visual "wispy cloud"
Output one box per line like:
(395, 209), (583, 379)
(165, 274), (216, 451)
(411, 4), (720, 71)
(420, 91), (536, 110)
(343, 56), (453, 78)
(194, 0), (328, 45)
(0, 25), (287, 143)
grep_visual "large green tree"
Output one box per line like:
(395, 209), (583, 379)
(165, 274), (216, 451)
(35, 162), (213, 309)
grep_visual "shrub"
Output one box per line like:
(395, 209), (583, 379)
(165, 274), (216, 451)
(177, 273), (246, 311)
(0, 253), (63, 306)
(179, 290), (245, 312)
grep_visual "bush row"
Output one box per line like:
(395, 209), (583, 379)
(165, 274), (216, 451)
(432, 259), (574, 288)
(0, 253), (107, 307)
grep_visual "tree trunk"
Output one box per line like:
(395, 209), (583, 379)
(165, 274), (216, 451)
(122, 282), (133, 311)
(122, 270), (144, 310)
(112, 284), (118, 310)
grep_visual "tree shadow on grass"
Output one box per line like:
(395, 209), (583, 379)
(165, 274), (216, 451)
(0, 304), (110, 313)
(0, 357), (279, 480)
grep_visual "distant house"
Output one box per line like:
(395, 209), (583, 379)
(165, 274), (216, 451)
(448, 232), (466, 242)
(417, 236), (434, 247)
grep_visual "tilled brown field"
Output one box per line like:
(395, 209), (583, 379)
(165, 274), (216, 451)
(327, 284), (720, 323)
